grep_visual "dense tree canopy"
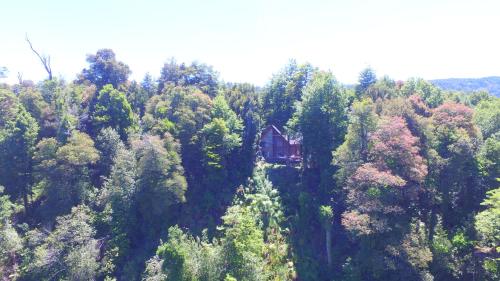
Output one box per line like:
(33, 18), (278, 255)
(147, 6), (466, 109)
(158, 59), (219, 97)
(90, 84), (135, 140)
(78, 49), (131, 89)
(0, 50), (498, 281)
(288, 71), (348, 193)
(262, 60), (316, 129)
(0, 90), (39, 211)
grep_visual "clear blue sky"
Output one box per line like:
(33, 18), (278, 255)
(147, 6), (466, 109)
(1, 0), (499, 85)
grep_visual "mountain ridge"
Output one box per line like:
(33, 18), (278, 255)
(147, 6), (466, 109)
(430, 76), (500, 97)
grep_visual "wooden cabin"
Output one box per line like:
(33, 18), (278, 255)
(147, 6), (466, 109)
(259, 125), (301, 164)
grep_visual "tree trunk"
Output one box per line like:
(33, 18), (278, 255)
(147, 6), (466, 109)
(23, 192), (29, 215)
(326, 228), (332, 268)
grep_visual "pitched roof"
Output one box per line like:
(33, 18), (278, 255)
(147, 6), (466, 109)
(263, 124), (282, 135)
(262, 125), (301, 144)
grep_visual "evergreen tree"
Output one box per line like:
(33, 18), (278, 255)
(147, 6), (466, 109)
(22, 205), (100, 281)
(34, 132), (99, 219)
(289, 71), (348, 192)
(0, 90), (39, 211)
(100, 145), (137, 278)
(474, 186), (500, 280)
(133, 134), (187, 240)
(355, 67), (377, 99)
(78, 49), (131, 89)
(91, 84), (135, 140)
(262, 60), (316, 129)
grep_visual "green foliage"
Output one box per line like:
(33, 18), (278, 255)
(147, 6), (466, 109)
(432, 102), (483, 229)
(365, 76), (399, 101)
(18, 87), (50, 127)
(149, 207), (266, 281)
(142, 256), (167, 281)
(144, 86), (212, 143)
(158, 59), (219, 97)
(221, 205), (266, 281)
(289, 71), (348, 175)
(155, 226), (224, 281)
(477, 133), (500, 188)
(96, 127), (125, 181)
(402, 78), (444, 108)
(34, 132), (99, 219)
(475, 186), (500, 248)
(79, 49), (131, 89)
(56, 131), (100, 165)
(318, 205), (333, 229)
(0, 187), (22, 280)
(201, 94), (243, 168)
(146, 163), (293, 281)
(2, 54), (500, 281)
(91, 84), (135, 140)
(22, 205), (99, 281)
(333, 98), (378, 183)
(225, 274), (238, 281)
(126, 73), (157, 116)
(474, 98), (500, 139)
(0, 89), (39, 209)
(355, 67), (377, 99)
(133, 134), (187, 239)
(99, 145), (137, 277)
(430, 219), (475, 280)
(262, 60), (316, 128)
(431, 219), (452, 255)
(245, 164), (285, 233)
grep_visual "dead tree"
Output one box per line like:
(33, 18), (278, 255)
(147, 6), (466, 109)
(17, 72), (23, 84)
(25, 34), (52, 80)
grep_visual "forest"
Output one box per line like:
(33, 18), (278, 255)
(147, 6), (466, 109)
(0, 49), (498, 281)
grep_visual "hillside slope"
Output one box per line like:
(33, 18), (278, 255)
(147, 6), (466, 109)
(430, 76), (500, 96)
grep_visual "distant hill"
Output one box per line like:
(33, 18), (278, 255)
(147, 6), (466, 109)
(430, 76), (500, 97)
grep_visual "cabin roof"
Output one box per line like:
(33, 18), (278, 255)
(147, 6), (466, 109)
(262, 125), (301, 144)
(263, 124), (283, 135)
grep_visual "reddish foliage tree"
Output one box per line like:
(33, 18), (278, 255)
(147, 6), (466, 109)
(370, 116), (428, 184)
(343, 163), (406, 235)
(433, 102), (477, 138)
(343, 116), (428, 234)
(341, 116), (433, 279)
(408, 94), (431, 117)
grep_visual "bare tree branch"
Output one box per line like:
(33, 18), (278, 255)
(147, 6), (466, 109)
(17, 72), (23, 84)
(25, 34), (52, 80)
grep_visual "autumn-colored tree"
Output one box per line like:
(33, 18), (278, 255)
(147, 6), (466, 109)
(341, 116), (429, 280)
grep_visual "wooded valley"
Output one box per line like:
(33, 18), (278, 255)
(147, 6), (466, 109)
(0, 50), (498, 281)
